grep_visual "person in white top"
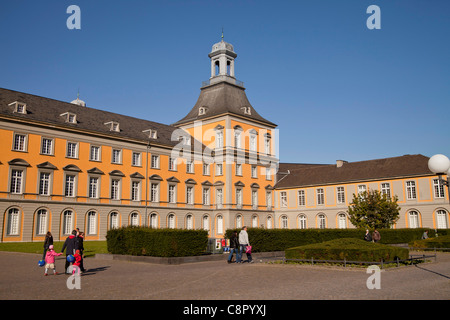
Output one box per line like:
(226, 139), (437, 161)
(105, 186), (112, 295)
(237, 226), (253, 263)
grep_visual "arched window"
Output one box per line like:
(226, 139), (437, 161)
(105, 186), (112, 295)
(236, 214), (242, 228)
(150, 212), (158, 228)
(186, 214), (193, 230)
(217, 215), (223, 235)
(7, 208), (20, 235)
(408, 211), (420, 228)
(62, 210), (73, 235)
(436, 210), (449, 229)
(36, 209), (48, 235)
(203, 215), (210, 231)
(318, 214), (326, 229)
(87, 211), (97, 235)
(109, 212), (119, 229)
(281, 215), (288, 229)
(252, 215), (258, 228)
(266, 215), (273, 229)
(130, 212), (139, 226)
(168, 214), (175, 229)
(338, 213), (347, 229)
(298, 214), (307, 229)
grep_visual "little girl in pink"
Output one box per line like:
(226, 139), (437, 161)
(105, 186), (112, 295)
(44, 245), (62, 276)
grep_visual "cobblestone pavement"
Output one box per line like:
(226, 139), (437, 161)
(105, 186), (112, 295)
(0, 251), (448, 301)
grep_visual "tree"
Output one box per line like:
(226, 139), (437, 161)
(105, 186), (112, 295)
(347, 189), (400, 229)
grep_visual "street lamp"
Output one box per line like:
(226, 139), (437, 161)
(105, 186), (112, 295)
(428, 154), (450, 201)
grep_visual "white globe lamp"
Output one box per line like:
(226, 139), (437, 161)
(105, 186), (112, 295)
(428, 154), (450, 175)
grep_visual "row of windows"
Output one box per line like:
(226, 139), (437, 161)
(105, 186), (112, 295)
(11, 133), (273, 179)
(8, 168), (273, 207)
(279, 180), (447, 208)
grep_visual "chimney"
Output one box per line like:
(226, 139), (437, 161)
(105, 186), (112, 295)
(336, 160), (347, 168)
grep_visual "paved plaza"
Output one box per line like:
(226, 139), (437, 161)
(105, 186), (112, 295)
(0, 251), (448, 301)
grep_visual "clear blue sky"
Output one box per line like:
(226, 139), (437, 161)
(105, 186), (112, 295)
(1, 0), (449, 164)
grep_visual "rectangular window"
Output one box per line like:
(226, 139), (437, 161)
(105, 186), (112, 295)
(317, 188), (324, 205)
(89, 177), (99, 198)
(151, 155), (160, 169)
(381, 183), (391, 198)
(10, 169), (23, 194)
(132, 152), (141, 166)
(151, 183), (159, 202)
(280, 191), (287, 208)
(252, 190), (258, 209)
(236, 189), (243, 208)
(266, 191), (272, 210)
(406, 181), (417, 200)
(203, 188), (210, 205)
(186, 160), (194, 173)
(131, 181), (140, 201)
(168, 185), (176, 203)
(337, 186), (345, 204)
(90, 146), (101, 161)
(216, 163), (223, 176)
(39, 172), (50, 195)
(203, 163), (210, 175)
(186, 186), (194, 204)
(250, 134), (257, 152)
(235, 163), (242, 176)
(13, 134), (26, 151)
(433, 179), (445, 198)
(265, 167), (271, 180)
(112, 149), (121, 164)
(111, 179), (120, 200)
(251, 165), (257, 178)
(41, 138), (53, 155)
(66, 142), (78, 158)
(358, 185), (367, 195)
(169, 157), (177, 171)
(65, 175), (76, 197)
(216, 188), (223, 208)
(216, 130), (223, 148)
(298, 190), (305, 206)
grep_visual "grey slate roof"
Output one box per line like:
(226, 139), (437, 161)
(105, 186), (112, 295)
(0, 87), (202, 149)
(275, 154), (434, 189)
(172, 81), (277, 127)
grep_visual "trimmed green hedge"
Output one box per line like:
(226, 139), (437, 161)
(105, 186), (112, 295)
(409, 234), (450, 250)
(285, 238), (409, 262)
(225, 228), (449, 253)
(106, 226), (209, 257)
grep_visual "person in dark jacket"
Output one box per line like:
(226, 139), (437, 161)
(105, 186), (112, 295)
(42, 231), (53, 260)
(364, 230), (372, 242)
(61, 230), (78, 274)
(77, 231), (86, 272)
(227, 231), (239, 264)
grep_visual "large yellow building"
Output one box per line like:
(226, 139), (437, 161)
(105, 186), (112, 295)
(0, 38), (448, 243)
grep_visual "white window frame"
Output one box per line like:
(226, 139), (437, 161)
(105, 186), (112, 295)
(112, 149), (122, 164)
(337, 186), (345, 204)
(131, 181), (141, 201)
(90, 145), (101, 161)
(406, 181), (417, 200)
(317, 188), (324, 205)
(150, 183), (159, 202)
(41, 138), (54, 155)
(87, 211), (98, 235)
(110, 179), (121, 200)
(151, 155), (160, 169)
(89, 177), (99, 199)
(298, 190), (305, 206)
(202, 187), (210, 205)
(7, 208), (20, 235)
(10, 169), (24, 194)
(168, 184), (176, 203)
(38, 172), (51, 196)
(66, 142), (78, 158)
(132, 152), (141, 167)
(280, 191), (287, 208)
(12, 133), (27, 152)
(433, 179), (445, 198)
(64, 174), (76, 197)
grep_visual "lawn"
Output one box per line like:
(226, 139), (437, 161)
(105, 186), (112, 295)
(0, 241), (109, 258)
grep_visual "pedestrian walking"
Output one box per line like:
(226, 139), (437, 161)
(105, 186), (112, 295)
(61, 230), (78, 274)
(227, 231), (239, 264)
(372, 229), (381, 243)
(42, 232), (53, 260)
(364, 229), (372, 242)
(238, 226), (253, 263)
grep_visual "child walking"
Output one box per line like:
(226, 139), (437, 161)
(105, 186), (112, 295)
(44, 245), (62, 276)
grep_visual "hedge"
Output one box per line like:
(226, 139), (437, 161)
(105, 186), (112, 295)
(409, 234), (450, 250)
(225, 228), (449, 253)
(285, 238), (409, 262)
(106, 226), (209, 257)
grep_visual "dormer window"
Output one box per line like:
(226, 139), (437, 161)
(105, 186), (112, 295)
(142, 129), (157, 139)
(105, 121), (120, 132)
(9, 102), (27, 114)
(60, 112), (77, 124)
(198, 107), (208, 116)
(241, 106), (251, 115)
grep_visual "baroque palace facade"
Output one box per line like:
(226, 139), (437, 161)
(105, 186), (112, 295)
(1, 38), (449, 242)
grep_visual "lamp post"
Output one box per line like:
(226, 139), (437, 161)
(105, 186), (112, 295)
(428, 154), (450, 203)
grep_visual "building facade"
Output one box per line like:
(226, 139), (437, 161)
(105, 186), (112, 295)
(0, 38), (448, 242)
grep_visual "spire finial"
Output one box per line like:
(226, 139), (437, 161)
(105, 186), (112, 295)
(221, 27), (224, 41)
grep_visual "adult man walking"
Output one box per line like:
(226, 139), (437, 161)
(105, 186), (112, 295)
(237, 226), (253, 263)
(61, 230), (78, 274)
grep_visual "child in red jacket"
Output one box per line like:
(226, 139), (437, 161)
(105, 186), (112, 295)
(72, 250), (82, 275)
